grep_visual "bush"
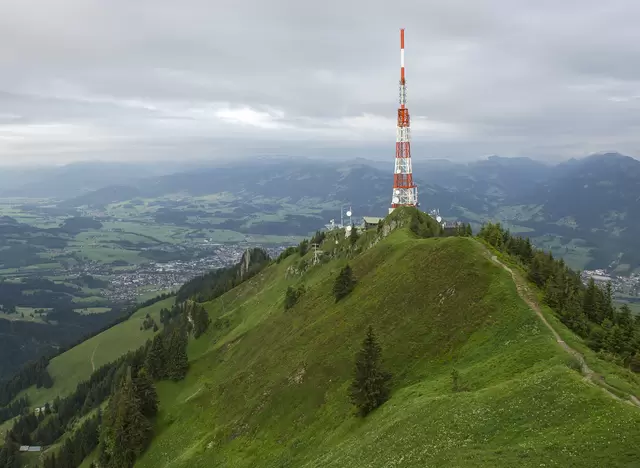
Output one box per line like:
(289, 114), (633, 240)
(565, 355), (583, 373)
(451, 368), (469, 392)
(284, 285), (305, 311)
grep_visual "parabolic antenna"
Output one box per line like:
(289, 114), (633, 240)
(392, 197), (400, 204)
(395, 189), (400, 195)
(436, 216), (442, 223)
(396, 169), (402, 174)
(346, 225), (352, 231)
(346, 211), (352, 217)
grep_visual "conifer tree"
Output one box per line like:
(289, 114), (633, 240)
(133, 368), (158, 418)
(99, 369), (152, 468)
(348, 326), (392, 416)
(299, 239), (309, 256)
(167, 328), (189, 381)
(349, 225), (359, 246)
(144, 334), (166, 380)
(582, 278), (599, 322)
(333, 264), (356, 302)
(192, 304), (211, 338)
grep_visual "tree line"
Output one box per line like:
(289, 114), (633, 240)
(0, 356), (52, 407)
(478, 222), (640, 369)
(0, 293), (173, 408)
(0, 398), (28, 426)
(0, 295), (202, 468)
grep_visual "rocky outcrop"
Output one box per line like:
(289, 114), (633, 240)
(239, 248), (270, 280)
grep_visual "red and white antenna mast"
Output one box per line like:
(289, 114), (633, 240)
(389, 28), (418, 214)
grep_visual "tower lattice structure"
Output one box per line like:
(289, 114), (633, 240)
(389, 28), (418, 214)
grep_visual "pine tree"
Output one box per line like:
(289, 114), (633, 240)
(348, 326), (392, 416)
(192, 304), (210, 338)
(99, 369), (152, 468)
(333, 264), (356, 302)
(582, 278), (599, 322)
(144, 335), (166, 380)
(349, 225), (359, 246)
(299, 239), (309, 256)
(167, 328), (189, 381)
(133, 368), (158, 418)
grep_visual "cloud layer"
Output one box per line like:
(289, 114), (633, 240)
(1, 0), (640, 164)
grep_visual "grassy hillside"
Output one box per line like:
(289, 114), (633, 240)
(136, 227), (640, 467)
(19, 297), (174, 408)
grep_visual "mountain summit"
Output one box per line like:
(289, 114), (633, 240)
(126, 209), (638, 467)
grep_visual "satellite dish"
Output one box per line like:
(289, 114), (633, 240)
(396, 169), (402, 174)
(346, 211), (352, 217)
(436, 216), (442, 223)
(392, 197), (400, 204)
(346, 225), (352, 231)
(395, 189), (400, 195)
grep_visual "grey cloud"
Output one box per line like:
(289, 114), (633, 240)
(1, 0), (640, 165)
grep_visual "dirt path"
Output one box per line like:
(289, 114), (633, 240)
(91, 342), (100, 371)
(486, 251), (640, 408)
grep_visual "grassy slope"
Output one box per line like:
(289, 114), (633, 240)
(137, 230), (640, 468)
(487, 245), (640, 401)
(19, 297), (174, 408)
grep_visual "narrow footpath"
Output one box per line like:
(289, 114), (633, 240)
(485, 250), (640, 409)
(91, 342), (100, 372)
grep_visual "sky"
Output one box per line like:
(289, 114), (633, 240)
(1, 0), (640, 166)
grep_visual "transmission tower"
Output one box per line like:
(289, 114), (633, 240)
(389, 28), (418, 214)
(311, 243), (322, 265)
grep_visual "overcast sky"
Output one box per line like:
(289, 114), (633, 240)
(1, 0), (640, 166)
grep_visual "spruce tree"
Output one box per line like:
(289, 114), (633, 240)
(145, 334), (166, 380)
(192, 304), (211, 338)
(167, 328), (189, 381)
(333, 264), (356, 302)
(99, 369), (152, 468)
(349, 225), (359, 245)
(465, 223), (473, 237)
(133, 368), (158, 418)
(348, 326), (392, 416)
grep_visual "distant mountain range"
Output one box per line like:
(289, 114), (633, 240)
(3, 152), (639, 272)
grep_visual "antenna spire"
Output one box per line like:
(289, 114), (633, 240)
(389, 28), (418, 213)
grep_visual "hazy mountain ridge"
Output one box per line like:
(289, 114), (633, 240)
(5, 152), (640, 270)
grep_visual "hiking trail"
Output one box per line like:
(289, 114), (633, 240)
(485, 250), (640, 409)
